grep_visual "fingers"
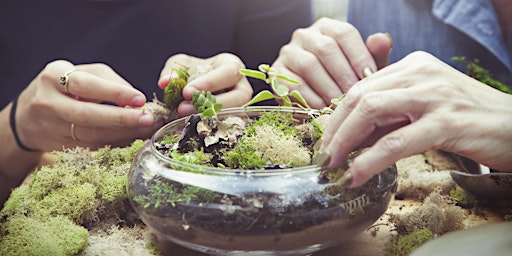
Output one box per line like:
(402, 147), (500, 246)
(16, 60), (157, 152)
(320, 78), (452, 186)
(271, 18), (378, 108)
(314, 18), (377, 83)
(183, 53), (250, 100)
(54, 99), (155, 127)
(158, 53), (192, 89)
(275, 43), (343, 108)
(159, 53), (253, 117)
(366, 33), (393, 70)
(44, 61), (147, 107)
(271, 60), (328, 109)
(347, 118), (438, 188)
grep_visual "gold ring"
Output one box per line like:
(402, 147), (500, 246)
(71, 123), (78, 141)
(362, 67), (374, 78)
(59, 69), (79, 94)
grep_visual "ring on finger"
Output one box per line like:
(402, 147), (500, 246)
(59, 69), (79, 94)
(70, 123), (79, 141)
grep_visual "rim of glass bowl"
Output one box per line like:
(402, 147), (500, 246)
(150, 106), (324, 177)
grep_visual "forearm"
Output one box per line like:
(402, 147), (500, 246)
(0, 102), (42, 206)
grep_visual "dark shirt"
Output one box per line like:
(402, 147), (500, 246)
(0, 0), (313, 108)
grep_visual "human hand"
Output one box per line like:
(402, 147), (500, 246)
(271, 17), (393, 109)
(319, 51), (512, 188)
(15, 60), (158, 151)
(158, 53), (253, 117)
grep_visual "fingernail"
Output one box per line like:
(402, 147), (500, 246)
(313, 151), (331, 167)
(131, 95), (146, 107)
(139, 111), (154, 126)
(337, 172), (353, 189)
(384, 32), (394, 48)
(362, 67), (374, 78)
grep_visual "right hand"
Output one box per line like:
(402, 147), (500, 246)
(15, 60), (159, 151)
(271, 17), (393, 109)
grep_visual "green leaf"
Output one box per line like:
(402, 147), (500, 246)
(272, 80), (289, 97)
(243, 90), (277, 107)
(277, 74), (301, 85)
(192, 91), (223, 118)
(239, 69), (267, 81)
(330, 94), (345, 106)
(282, 96), (292, 107)
(289, 90), (311, 108)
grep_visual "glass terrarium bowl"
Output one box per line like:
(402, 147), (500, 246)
(127, 106), (397, 256)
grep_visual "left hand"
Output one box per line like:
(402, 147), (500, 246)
(158, 53), (253, 117)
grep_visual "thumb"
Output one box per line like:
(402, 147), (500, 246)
(366, 33), (393, 70)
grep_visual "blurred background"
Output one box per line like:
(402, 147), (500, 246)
(313, 0), (348, 21)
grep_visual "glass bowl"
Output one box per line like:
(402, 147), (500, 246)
(127, 106), (397, 255)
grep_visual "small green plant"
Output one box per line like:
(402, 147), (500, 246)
(193, 90), (222, 118)
(134, 179), (218, 209)
(240, 64), (311, 108)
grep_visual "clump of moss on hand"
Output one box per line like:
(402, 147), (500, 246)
(0, 140), (145, 256)
(384, 228), (435, 256)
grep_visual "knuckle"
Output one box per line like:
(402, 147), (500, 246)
(291, 28), (308, 41)
(70, 108), (89, 124)
(90, 62), (114, 73)
(342, 84), (363, 109)
(310, 37), (338, 57)
(379, 133), (406, 156)
(294, 52), (318, 75)
(357, 93), (385, 117)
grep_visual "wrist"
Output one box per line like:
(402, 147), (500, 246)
(9, 94), (41, 152)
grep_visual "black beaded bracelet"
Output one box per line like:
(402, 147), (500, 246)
(9, 94), (40, 152)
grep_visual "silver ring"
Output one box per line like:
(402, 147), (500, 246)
(59, 69), (79, 94)
(71, 123), (78, 141)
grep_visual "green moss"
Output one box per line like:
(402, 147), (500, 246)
(0, 140), (146, 256)
(384, 228), (435, 256)
(449, 186), (478, 208)
(33, 183), (97, 223)
(0, 215), (88, 256)
(453, 57), (512, 94)
(225, 139), (267, 169)
(0, 186), (30, 219)
(160, 134), (180, 145)
(246, 111), (299, 137)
